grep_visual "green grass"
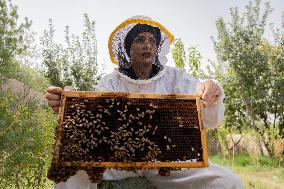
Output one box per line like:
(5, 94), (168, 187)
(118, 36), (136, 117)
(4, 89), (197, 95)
(210, 155), (284, 189)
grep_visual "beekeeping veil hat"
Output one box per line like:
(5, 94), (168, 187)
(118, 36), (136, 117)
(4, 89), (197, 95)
(108, 15), (174, 82)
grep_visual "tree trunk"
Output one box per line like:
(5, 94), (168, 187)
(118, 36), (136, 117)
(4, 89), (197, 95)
(16, 170), (20, 189)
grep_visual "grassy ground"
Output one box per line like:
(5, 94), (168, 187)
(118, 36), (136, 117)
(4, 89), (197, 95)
(210, 155), (284, 189)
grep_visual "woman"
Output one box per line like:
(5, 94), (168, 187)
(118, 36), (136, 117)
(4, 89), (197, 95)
(46, 16), (243, 189)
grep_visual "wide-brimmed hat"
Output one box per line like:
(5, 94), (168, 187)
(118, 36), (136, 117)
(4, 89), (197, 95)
(108, 15), (174, 66)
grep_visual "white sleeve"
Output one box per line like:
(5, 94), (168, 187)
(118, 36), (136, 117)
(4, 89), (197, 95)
(54, 170), (97, 189)
(171, 68), (225, 129)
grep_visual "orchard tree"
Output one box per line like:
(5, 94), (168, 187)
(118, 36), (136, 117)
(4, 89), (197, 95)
(213, 0), (283, 155)
(172, 38), (205, 79)
(41, 14), (101, 91)
(0, 0), (31, 81)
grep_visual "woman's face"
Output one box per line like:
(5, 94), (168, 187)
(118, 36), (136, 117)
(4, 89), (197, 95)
(129, 32), (158, 65)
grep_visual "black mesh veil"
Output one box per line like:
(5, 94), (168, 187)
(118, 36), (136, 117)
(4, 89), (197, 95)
(108, 16), (174, 82)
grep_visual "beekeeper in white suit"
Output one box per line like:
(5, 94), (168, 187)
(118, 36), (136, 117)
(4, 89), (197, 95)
(46, 16), (244, 189)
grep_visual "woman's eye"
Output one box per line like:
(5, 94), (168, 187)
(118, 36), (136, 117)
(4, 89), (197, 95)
(134, 36), (156, 46)
(149, 38), (156, 44)
(135, 37), (144, 43)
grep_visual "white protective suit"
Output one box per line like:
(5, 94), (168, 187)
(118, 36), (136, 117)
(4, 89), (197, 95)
(54, 16), (244, 189)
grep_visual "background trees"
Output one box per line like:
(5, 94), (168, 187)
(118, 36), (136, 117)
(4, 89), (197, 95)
(41, 14), (101, 91)
(0, 1), (101, 188)
(213, 0), (283, 156)
(0, 0), (55, 188)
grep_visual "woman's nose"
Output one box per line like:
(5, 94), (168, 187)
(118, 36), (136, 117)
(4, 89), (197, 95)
(143, 39), (154, 50)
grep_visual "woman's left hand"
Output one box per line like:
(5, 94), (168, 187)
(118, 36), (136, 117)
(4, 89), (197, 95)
(196, 79), (223, 108)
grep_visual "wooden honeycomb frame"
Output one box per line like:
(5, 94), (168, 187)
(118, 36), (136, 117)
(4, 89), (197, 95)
(49, 91), (208, 181)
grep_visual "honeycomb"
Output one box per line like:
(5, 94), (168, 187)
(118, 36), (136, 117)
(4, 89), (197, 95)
(48, 91), (208, 183)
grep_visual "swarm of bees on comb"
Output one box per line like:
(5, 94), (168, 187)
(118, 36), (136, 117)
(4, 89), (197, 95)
(48, 92), (208, 183)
